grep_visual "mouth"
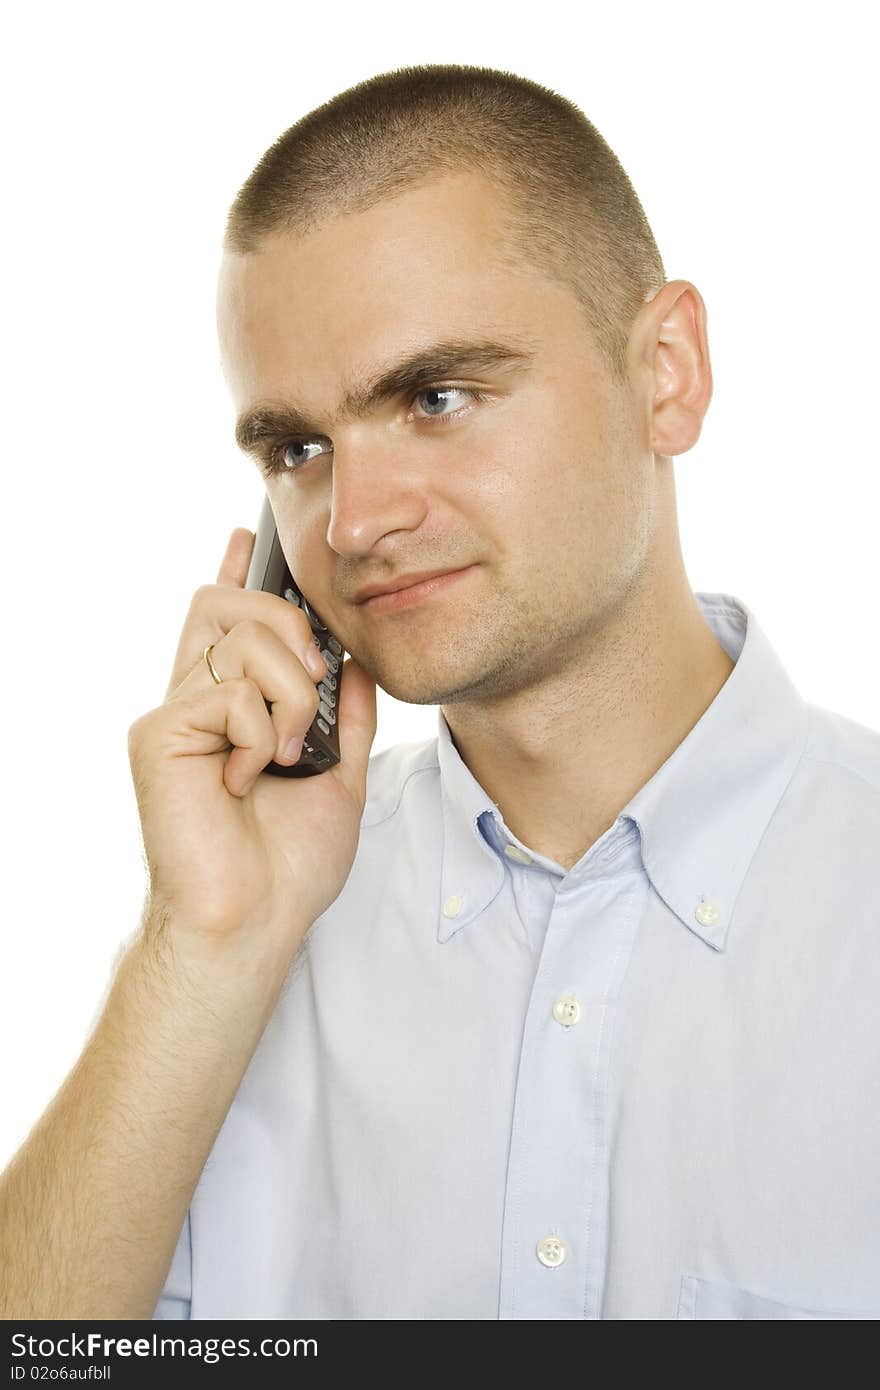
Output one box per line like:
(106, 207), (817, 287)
(358, 566), (476, 615)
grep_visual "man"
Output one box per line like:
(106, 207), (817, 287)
(4, 64), (880, 1321)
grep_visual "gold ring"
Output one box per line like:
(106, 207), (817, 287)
(203, 643), (223, 685)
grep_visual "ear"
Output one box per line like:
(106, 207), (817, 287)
(634, 280), (713, 459)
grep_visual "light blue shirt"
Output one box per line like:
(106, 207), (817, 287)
(153, 591), (880, 1320)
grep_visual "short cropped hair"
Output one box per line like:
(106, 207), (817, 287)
(222, 64), (666, 386)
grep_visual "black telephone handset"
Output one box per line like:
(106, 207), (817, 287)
(244, 494), (345, 777)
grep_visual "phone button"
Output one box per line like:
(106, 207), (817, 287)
(328, 637), (343, 656)
(317, 717), (330, 736)
(318, 700), (336, 725)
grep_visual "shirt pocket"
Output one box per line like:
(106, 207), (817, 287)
(677, 1274), (880, 1320)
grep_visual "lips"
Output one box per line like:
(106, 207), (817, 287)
(354, 567), (469, 604)
(357, 566), (476, 614)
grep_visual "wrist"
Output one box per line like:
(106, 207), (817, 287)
(135, 899), (310, 999)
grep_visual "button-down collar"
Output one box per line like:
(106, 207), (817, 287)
(435, 592), (809, 950)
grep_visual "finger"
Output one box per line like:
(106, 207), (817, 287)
(175, 620), (322, 771)
(216, 528), (256, 588)
(165, 587), (327, 703)
(157, 676), (281, 798)
(223, 678), (299, 794)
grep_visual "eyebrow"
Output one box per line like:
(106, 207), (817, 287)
(234, 336), (537, 454)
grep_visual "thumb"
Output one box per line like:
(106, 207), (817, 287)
(334, 655), (378, 791)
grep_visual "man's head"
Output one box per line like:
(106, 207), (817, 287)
(216, 65), (712, 708)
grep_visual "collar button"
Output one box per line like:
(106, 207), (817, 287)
(695, 898), (721, 927)
(504, 844), (533, 865)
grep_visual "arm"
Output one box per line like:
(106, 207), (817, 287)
(0, 906), (299, 1320)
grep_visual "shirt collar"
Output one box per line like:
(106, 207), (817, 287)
(435, 592), (810, 950)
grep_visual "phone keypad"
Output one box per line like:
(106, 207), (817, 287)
(297, 622), (341, 754)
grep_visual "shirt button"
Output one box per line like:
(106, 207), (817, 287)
(552, 995), (582, 1027)
(695, 899), (720, 927)
(504, 844), (533, 864)
(536, 1235), (567, 1268)
(442, 895), (462, 918)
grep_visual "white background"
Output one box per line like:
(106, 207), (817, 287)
(1, 0), (877, 1169)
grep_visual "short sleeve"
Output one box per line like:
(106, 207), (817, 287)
(152, 1209), (192, 1320)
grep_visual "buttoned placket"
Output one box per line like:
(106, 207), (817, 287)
(497, 827), (645, 1319)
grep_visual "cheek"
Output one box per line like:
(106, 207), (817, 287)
(478, 405), (604, 533)
(488, 402), (636, 585)
(462, 400), (570, 521)
(272, 505), (320, 584)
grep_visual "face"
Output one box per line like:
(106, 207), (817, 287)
(216, 171), (662, 706)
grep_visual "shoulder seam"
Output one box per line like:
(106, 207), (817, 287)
(800, 751), (880, 798)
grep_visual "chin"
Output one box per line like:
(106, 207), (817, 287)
(366, 663), (464, 707)
(377, 675), (450, 706)
(352, 640), (493, 706)
(387, 670), (495, 706)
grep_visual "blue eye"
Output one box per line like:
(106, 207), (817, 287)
(282, 439), (331, 467)
(413, 386), (473, 417)
(262, 437), (332, 478)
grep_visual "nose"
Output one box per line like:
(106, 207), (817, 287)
(324, 431), (430, 557)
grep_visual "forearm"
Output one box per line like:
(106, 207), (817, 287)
(0, 911), (295, 1320)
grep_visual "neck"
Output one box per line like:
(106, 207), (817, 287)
(441, 571), (735, 871)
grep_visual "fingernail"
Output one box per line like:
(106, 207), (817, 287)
(281, 735), (304, 763)
(307, 648), (327, 678)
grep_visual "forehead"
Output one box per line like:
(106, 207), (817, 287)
(216, 172), (579, 402)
